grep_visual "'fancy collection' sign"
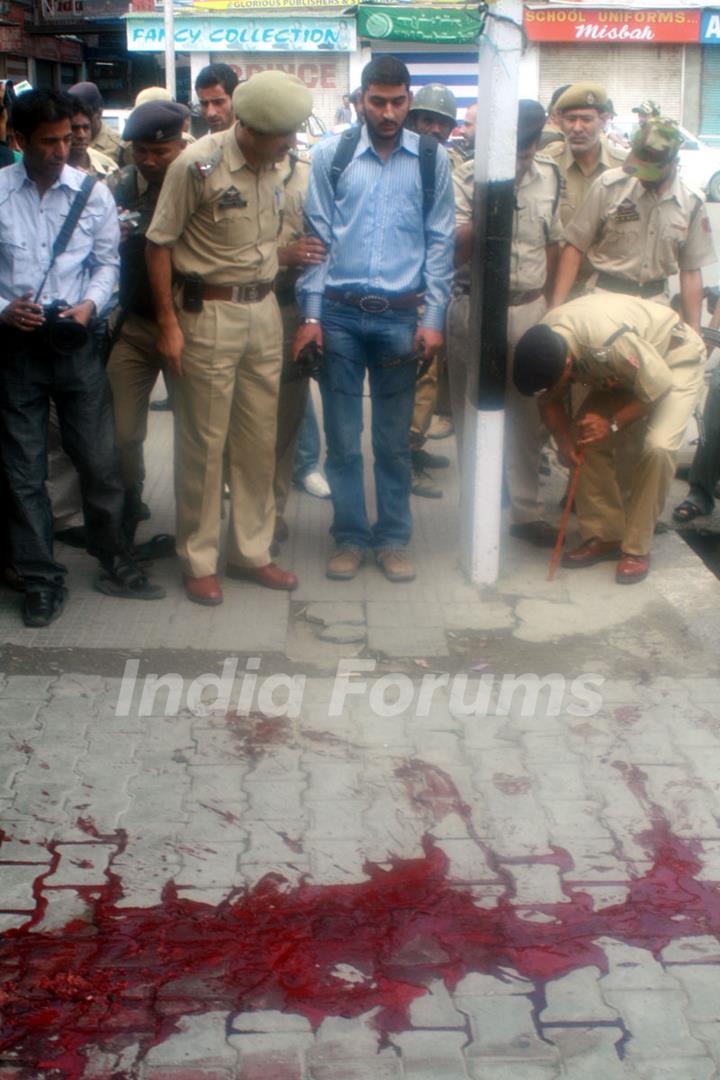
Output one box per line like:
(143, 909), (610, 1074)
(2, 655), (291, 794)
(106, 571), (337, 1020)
(524, 6), (701, 43)
(126, 14), (356, 51)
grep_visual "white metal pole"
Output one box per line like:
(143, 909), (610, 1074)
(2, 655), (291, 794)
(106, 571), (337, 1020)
(164, 0), (176, 100)
(460, 0), (524, 586)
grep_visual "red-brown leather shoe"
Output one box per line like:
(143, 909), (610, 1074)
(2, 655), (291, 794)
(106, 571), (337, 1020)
(616, 553), (650, 584)
(226, 562), (298, 591)
(561, 538), (622, 569)
(184, 574), (223, 606)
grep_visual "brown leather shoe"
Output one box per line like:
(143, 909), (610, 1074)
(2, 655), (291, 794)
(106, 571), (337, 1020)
(375, 547), (416, 583)
(226, 562), (298, 591)
(326, 548), (365, 581)
(561, 538), (622, 569)
(184, 574), (223, 606)
(616, 553), (650, 584)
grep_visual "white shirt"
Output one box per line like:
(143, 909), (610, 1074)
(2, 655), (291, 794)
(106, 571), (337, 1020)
(0, 160), (119, 316)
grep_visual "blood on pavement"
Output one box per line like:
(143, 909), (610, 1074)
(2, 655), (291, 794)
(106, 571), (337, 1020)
(0, 764), (718, 1078)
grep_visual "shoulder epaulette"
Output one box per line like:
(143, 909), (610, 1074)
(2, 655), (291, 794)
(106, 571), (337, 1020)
(192, 148), (222, 179)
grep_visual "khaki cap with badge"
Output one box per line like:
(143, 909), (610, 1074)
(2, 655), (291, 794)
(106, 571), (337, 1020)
(232, 70), (313, 133)
(554, 82), (609, 113)
(623, 118), (683, 183)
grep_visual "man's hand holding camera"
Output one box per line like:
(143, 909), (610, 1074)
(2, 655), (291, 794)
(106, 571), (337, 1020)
(1, 291), (45, 332)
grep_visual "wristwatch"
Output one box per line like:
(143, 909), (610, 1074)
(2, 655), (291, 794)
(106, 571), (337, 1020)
(302, 317), (320, 326)
(609, 416), (620, 434)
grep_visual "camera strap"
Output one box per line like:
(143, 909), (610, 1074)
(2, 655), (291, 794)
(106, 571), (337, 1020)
(34, 174), (98, 303)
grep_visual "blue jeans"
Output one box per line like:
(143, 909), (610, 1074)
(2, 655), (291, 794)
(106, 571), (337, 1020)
(292, 394), (321, 483)
(319, 300), (417, 550)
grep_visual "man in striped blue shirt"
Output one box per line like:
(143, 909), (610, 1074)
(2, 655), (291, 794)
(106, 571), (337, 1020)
(294, 56), (455, 584)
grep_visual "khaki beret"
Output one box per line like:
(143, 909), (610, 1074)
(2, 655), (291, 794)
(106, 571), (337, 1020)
(554, 82), (609, 113)
(135, 86), (173, 106)
(232, 71), (312, 134)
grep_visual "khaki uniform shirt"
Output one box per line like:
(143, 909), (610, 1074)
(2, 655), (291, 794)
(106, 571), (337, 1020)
(146, 127), (286, 286)
(544, 294), (697, 404)
(544, 135), (628, 228)
(276, 152), (310, 306)
(83, 147), (119, 179)
(91, 122), (123, 166)
(563, 168), (715, 285)
(453, 155), (562, 291)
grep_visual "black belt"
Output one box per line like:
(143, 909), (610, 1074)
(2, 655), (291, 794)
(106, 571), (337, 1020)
(595, 272), (667, 299)
(324, 287), (424, 313)
(453, 285), (544, 306)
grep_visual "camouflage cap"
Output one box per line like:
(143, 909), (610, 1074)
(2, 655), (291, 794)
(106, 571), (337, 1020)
(632, 99), (661, 117)
(553, 82), (609, 114)
(623, 118), (682, 182)
(232, 71), (312, 134)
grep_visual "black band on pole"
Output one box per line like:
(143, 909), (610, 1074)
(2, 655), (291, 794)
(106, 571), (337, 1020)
(469, 177), (515, 411)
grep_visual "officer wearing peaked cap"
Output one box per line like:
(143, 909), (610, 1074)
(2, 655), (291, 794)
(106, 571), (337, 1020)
(146, 70), (313, 606)
(543, 81), (627, 234)
(552, 118), (716, 333)
(106, 100), (187, 548)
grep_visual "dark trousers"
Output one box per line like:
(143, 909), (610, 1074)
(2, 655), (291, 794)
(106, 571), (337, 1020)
(0, 328), (126, 590)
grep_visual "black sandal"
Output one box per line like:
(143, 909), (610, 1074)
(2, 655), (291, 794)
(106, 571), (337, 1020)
(672, 500), (708, 524)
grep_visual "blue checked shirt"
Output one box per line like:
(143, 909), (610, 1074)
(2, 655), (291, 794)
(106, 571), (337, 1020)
(0, 161), (119, 317)
(297, 127), (455, 331)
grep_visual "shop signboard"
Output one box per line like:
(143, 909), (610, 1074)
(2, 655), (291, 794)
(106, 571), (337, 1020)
(358, 5), (483, 43)
(701, 9), (720, 42)
(524, 6), (701, 43)
(126, 13), (356, 51)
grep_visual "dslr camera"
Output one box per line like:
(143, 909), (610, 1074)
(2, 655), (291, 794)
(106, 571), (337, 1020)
(42, 300), (89, 354)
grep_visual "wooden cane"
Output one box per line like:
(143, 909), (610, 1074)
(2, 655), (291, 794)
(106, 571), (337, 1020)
(548, 450), (584, 582)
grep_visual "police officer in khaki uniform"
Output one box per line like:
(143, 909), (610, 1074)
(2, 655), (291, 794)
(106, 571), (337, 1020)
(146, 71), (313, 606)
(69, 81), (123, 165)
(447, 100), (563, 545)
(405, 84), (460, 498)
(106, 101), (187, 546)
(632, 99), (661, 128)
(552, 119), (716, 333)
(514, 294), (705, 582)
(273, 151), (326, 542)
(544, 82), (627, 232)
(68, 98), (118, 179)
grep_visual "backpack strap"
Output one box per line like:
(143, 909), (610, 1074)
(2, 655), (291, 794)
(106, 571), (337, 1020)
(330, 125), (362, 196)
(417, 133), (438, 220)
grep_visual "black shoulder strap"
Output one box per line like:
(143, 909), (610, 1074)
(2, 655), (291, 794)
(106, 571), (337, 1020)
(330, 126), (362, 196)
(35, 174), (98, 302)
(330, 126), (437, 219)
(52, 174), (98, 261)
(418, 133), (437, 220)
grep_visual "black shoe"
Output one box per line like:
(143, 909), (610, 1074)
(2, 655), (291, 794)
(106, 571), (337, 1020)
(22, 587), (67, 628)
(149, 398), (172, 412)
(132, 533), (176, 561)
(509, 521), (557, 548)
(411, 448), (450, 471)
(94, 556), (165, 600)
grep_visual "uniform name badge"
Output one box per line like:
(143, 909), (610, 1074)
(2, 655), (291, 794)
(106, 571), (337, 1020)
(611, 198), (641, 225)
(218, 186), (248, 210)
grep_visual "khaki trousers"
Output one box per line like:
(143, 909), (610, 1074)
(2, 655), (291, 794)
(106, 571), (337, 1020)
(446, 292), (547, 522)
(576, 328), (704, 555)
(106, 313), (167, 490)
(274, 302), (308, 522)
(410, 354), (441, 450)
(172, 293), (282, 578)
